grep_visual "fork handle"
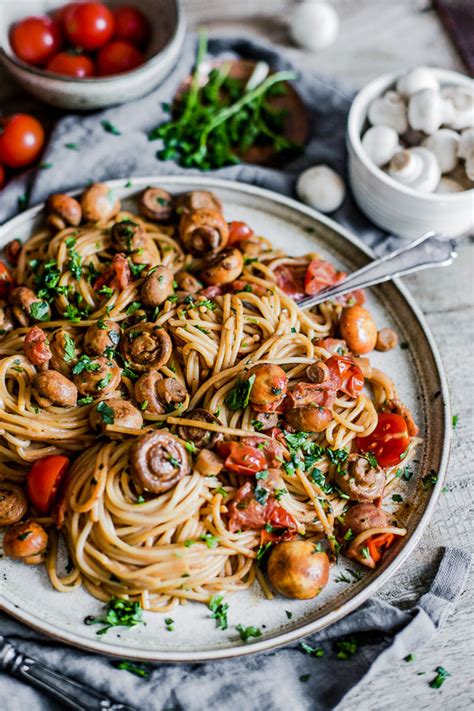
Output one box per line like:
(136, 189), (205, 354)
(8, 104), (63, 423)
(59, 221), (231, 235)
(298, 231), (458, 310)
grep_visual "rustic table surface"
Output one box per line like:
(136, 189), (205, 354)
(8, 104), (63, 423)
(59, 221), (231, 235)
(0, 1), (472, 710)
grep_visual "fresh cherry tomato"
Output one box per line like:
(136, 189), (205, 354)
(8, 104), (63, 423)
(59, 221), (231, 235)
(356, 413), (410, 468)
(97, 40), (144, 75)
(0, 164), (5, 189)
(112, 5), (150, 47)
(52, 2), (82, 25)
(0, 114), (45, 169)
(26, 455), (70, 514)
(216, 441), (267, 476)
(326, 354), (364, 398)
(228, 221), (254, 246)
(0, 261), (14, 298)
(304, 258), (345, 296)
(10, 15), (62, 66)
(46, 51), (95, 78)
(64, 2), (114, 51)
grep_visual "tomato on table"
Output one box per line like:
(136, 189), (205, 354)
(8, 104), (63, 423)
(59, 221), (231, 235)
(0, 261), (14, 298)
(46, 51), (95, 78)
(304, 258), (345, 296)
(216, 441), (267, 476)
(356, 412), (410, 468)
(27, 455), (71, 515)
(326, 354), (364, 397)
(97, 40), (144, 76)
(64, 2), (114, 51)
(0, 114), (45, 169)
(10, 16), (63, 66)
(228, 221), (254, 246)
(112, 5), (151, 47)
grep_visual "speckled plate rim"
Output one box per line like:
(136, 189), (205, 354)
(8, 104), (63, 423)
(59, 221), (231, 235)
(0, 176), (452, 662)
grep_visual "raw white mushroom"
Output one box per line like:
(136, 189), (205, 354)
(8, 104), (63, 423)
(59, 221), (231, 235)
(408, 88), (454, 134)
(435, 177), (465, 194)
(457, 128), (474, 181)
(368, 91), (408, 134)
(297, 165), (346, 212)
(422, 129), (460, 174)
(290, 1), (339, 51)
(361, 125), (400, 166)
(441, 86), (474, 131)
(388, 147), (441, 193)
(396, 66), (439, 97)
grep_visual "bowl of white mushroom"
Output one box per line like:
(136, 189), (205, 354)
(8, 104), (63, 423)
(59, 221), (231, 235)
(347, 66), (473, 238)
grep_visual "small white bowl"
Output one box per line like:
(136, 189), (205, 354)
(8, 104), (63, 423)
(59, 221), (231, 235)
(347, 68), (474, 238)
(0, 0), (185, 110)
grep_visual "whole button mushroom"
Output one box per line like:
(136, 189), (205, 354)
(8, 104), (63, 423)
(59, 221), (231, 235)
(201, 248), (244, 286)
(134, 371), (187, 414)
(140, 265), (175, 307)
(0, 482), (28, 527)
(49, 329), (79, 375)
(336, 453), (385, 503)
(3, 520), (48, 564)
(361, 125), (400, 167)
(46, 194), (82, 232)
(368, 91), (408, 135)
(121, 323), (172, 372)
(81, 183), (121, 223)
(388, 147), (441, 193)
(175, 190), (222, 214)
(32, 370), (78, 407)
(441, 86), (474, 131)
(290, 1), (339, 51)
(396, 66), (439, 98)
(73, 357), (121, 398)
(422, 129), (460, 174)
(267, 541), (330, 599)
(89, 398), (143, 438)
(140, 187), (174, 222)
(297, 165), (346, 213)
(339, 305), (377, 354)
(129, 430), (191, 494)
(407, 88), (454, 135)
(179, 208), (229, 255)
(84, 319), (121, 357)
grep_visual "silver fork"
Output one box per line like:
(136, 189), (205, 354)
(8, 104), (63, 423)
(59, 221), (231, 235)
(297, 231), (457, 310)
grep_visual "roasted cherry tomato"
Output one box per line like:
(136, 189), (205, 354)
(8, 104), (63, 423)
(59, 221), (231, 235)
(356, 413), (410, 468)
(326, 354), (364, 397)
(228, 221), (254, 246)
(64, 2), (114, 51)
(26, 455), (70, 515)
(97, 40), (144, 75)
(10, 16), (63, 66)
(0, 261), (14, 298)
(0, 114), (45, 169)
(216, 441), (267, 476)
(112, 5), (150, 47)
(273, 265), (306, 301)
(46, 51), (95, 77)
(304, 258), (345, 296)
(366, 532), (395, 564)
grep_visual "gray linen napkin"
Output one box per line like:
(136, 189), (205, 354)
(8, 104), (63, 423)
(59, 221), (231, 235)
(0, 35), (470, 710)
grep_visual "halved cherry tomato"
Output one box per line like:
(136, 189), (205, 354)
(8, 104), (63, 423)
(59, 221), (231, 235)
(216, 441), (267, 476)
(27, 455), (70, 515)
(273, 265), (306, 301)
(326, 354), (364, 397)
(46, 51), (95, 78)
(228, 221), (254, 246)
(356, 413), (410, 468)
(64, 2), (114, 51)
(260, 505), (298, 544)
(112, 5), (150, 47)
(0, 261), (13, 298)
(367, 532), (395, 564)
(97, 40), (144, 75)
(10, 16), (63, 66)
(0, 114), (45, 169)
(304, 258), (345, 296)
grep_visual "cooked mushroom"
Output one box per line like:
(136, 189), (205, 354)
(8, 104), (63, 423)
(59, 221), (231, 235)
(201, 247), (244, 286)
(245, 364), (288, 411)
(0, 301), (14, 335)
(375, 328), (398, 352)
(177, 408), (223, 449)
(2, 520), (48, 564)
(179, 208), (229, 255)
(368, 90), (408, 135)
(9, 287), (51, 327)
(296, 164), (346, 213)
(23, 326), (52, 369)
(306, 360), (331, 384)
(49, 329), (79, 375)
(121, 323), (172, 373)
(110, 219), (146, 253)
(284, 405), (333, 433)
(4, 238), (23, 266)
(140, 265), (175, 307)
(175, 190), (222, 214)
(84, 319), (121, 357)
(134, 371), (187, 414)
(0, 482), (28, 527)
(174, 271), (203, 294)
(32, 370), (78, 407)
(195, 448), (224, 476)
(73, 357), (121, 397)
(90, 398), (143, 438)
(81, 183), (120, 223)
(341, 503), (390, 536)
(129, 431), (191, 494)
(46, 194), (82, 231)
(339, 305), (377, 355)
(139, 187), (174, 222)
(336, 453), (385, 503)
(267, 542), (330, 599)
(252, 411), (279, 430)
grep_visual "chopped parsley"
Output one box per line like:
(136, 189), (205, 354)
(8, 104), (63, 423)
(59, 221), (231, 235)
(126, 301), (142, 316)
(112, 660), (151, 678)
(101, 120), (121, 135)
(422, 470), (438, 490)
(452, 414), (458, 429)
(299, 674), (311, 683)
(251, 419), (264, 431)
(65, 142), (79, 150)
(62, 333), (76, 362)
(365, 451), (378, 468)
(300, 642), (325, 657)
(236, 624), (262, 643)
(254, 485), (269, 505)
(96, 400), (115, 425)
(184, 440), (197, 454)
(29, 301), (50, 322)
(429, 666), (450, 689)
(98, 372), (112, 389)
(208, 594), (229, 630)
(66, 237), (83, 280)
(200, 533), (219, 549)
(256, 542), (272, 562)
(404, 653), (416, 662)
(164, 617), (174, 632)
(392, 494), (403, 503)
(84, 598), (144, 635)
(225, 374), (256, 411)
(335, 637), (358, 660)
(285, 610), (293, 620)
(78, 396), (94, 406)
(72, 355), (100, 375)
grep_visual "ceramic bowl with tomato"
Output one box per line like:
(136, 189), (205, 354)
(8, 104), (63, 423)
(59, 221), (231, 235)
(0, 0), (185, 110)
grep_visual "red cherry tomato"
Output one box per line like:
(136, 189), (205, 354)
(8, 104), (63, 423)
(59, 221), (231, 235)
(228, 221), (254, 246)
(112, 5), (150, 47)
(26, 455), (70, 514)
(46, 51), (95, 78)
(216, 441), (267, 476)
(0, 164), (5, 189)
(0, 261), (14, 298)
(52, 2), (82, 25)
(97, 40), (144, 75)
(273, 265), (306, 301)
(326, 354), (364, 398)
(356, 413), (410, 468)
(304, 258), (346, 296)
(367, 532), (395, 564)
(10, 16), (62, 66)
(64, 2), (114, 51)
(0, 114), (45, 169)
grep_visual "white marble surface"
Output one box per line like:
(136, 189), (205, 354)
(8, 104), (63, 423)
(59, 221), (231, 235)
(0, 1), (472, 709)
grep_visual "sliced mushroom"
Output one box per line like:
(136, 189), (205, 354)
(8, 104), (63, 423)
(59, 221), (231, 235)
(81, 183), (120, 223)
(9, 287), (51, 327)
(89, 398), (143, 438)
(0, 482), (28, 527)
(129, 431), (191, 494)
(179, 208), (229, 255)
(2, 520), (48, 564)
(73, 357), (121, 398)
(140, 265), (175, 307)
(49, 329), (79, 376)
(341, 503), (390, 536)
(174, 271), (203, 294)
(84, 319), (121, 357)
(134, 371), (187, 414)
(0, 300), (14, 336)
(177, 408), (223, 448)
(120, 323), (172, 372)
(139, 187), (174, 222)
(32, 370), (78, 407)
(284, 405), (333, 432)
(335, 453), (385, 503)
(46, 194), (82, 231)
(175, 190), (222, 214)
(201, 247), (244, 286)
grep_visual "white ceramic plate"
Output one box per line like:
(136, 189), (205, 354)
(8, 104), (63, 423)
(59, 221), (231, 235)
(0, 177), (451, 661)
